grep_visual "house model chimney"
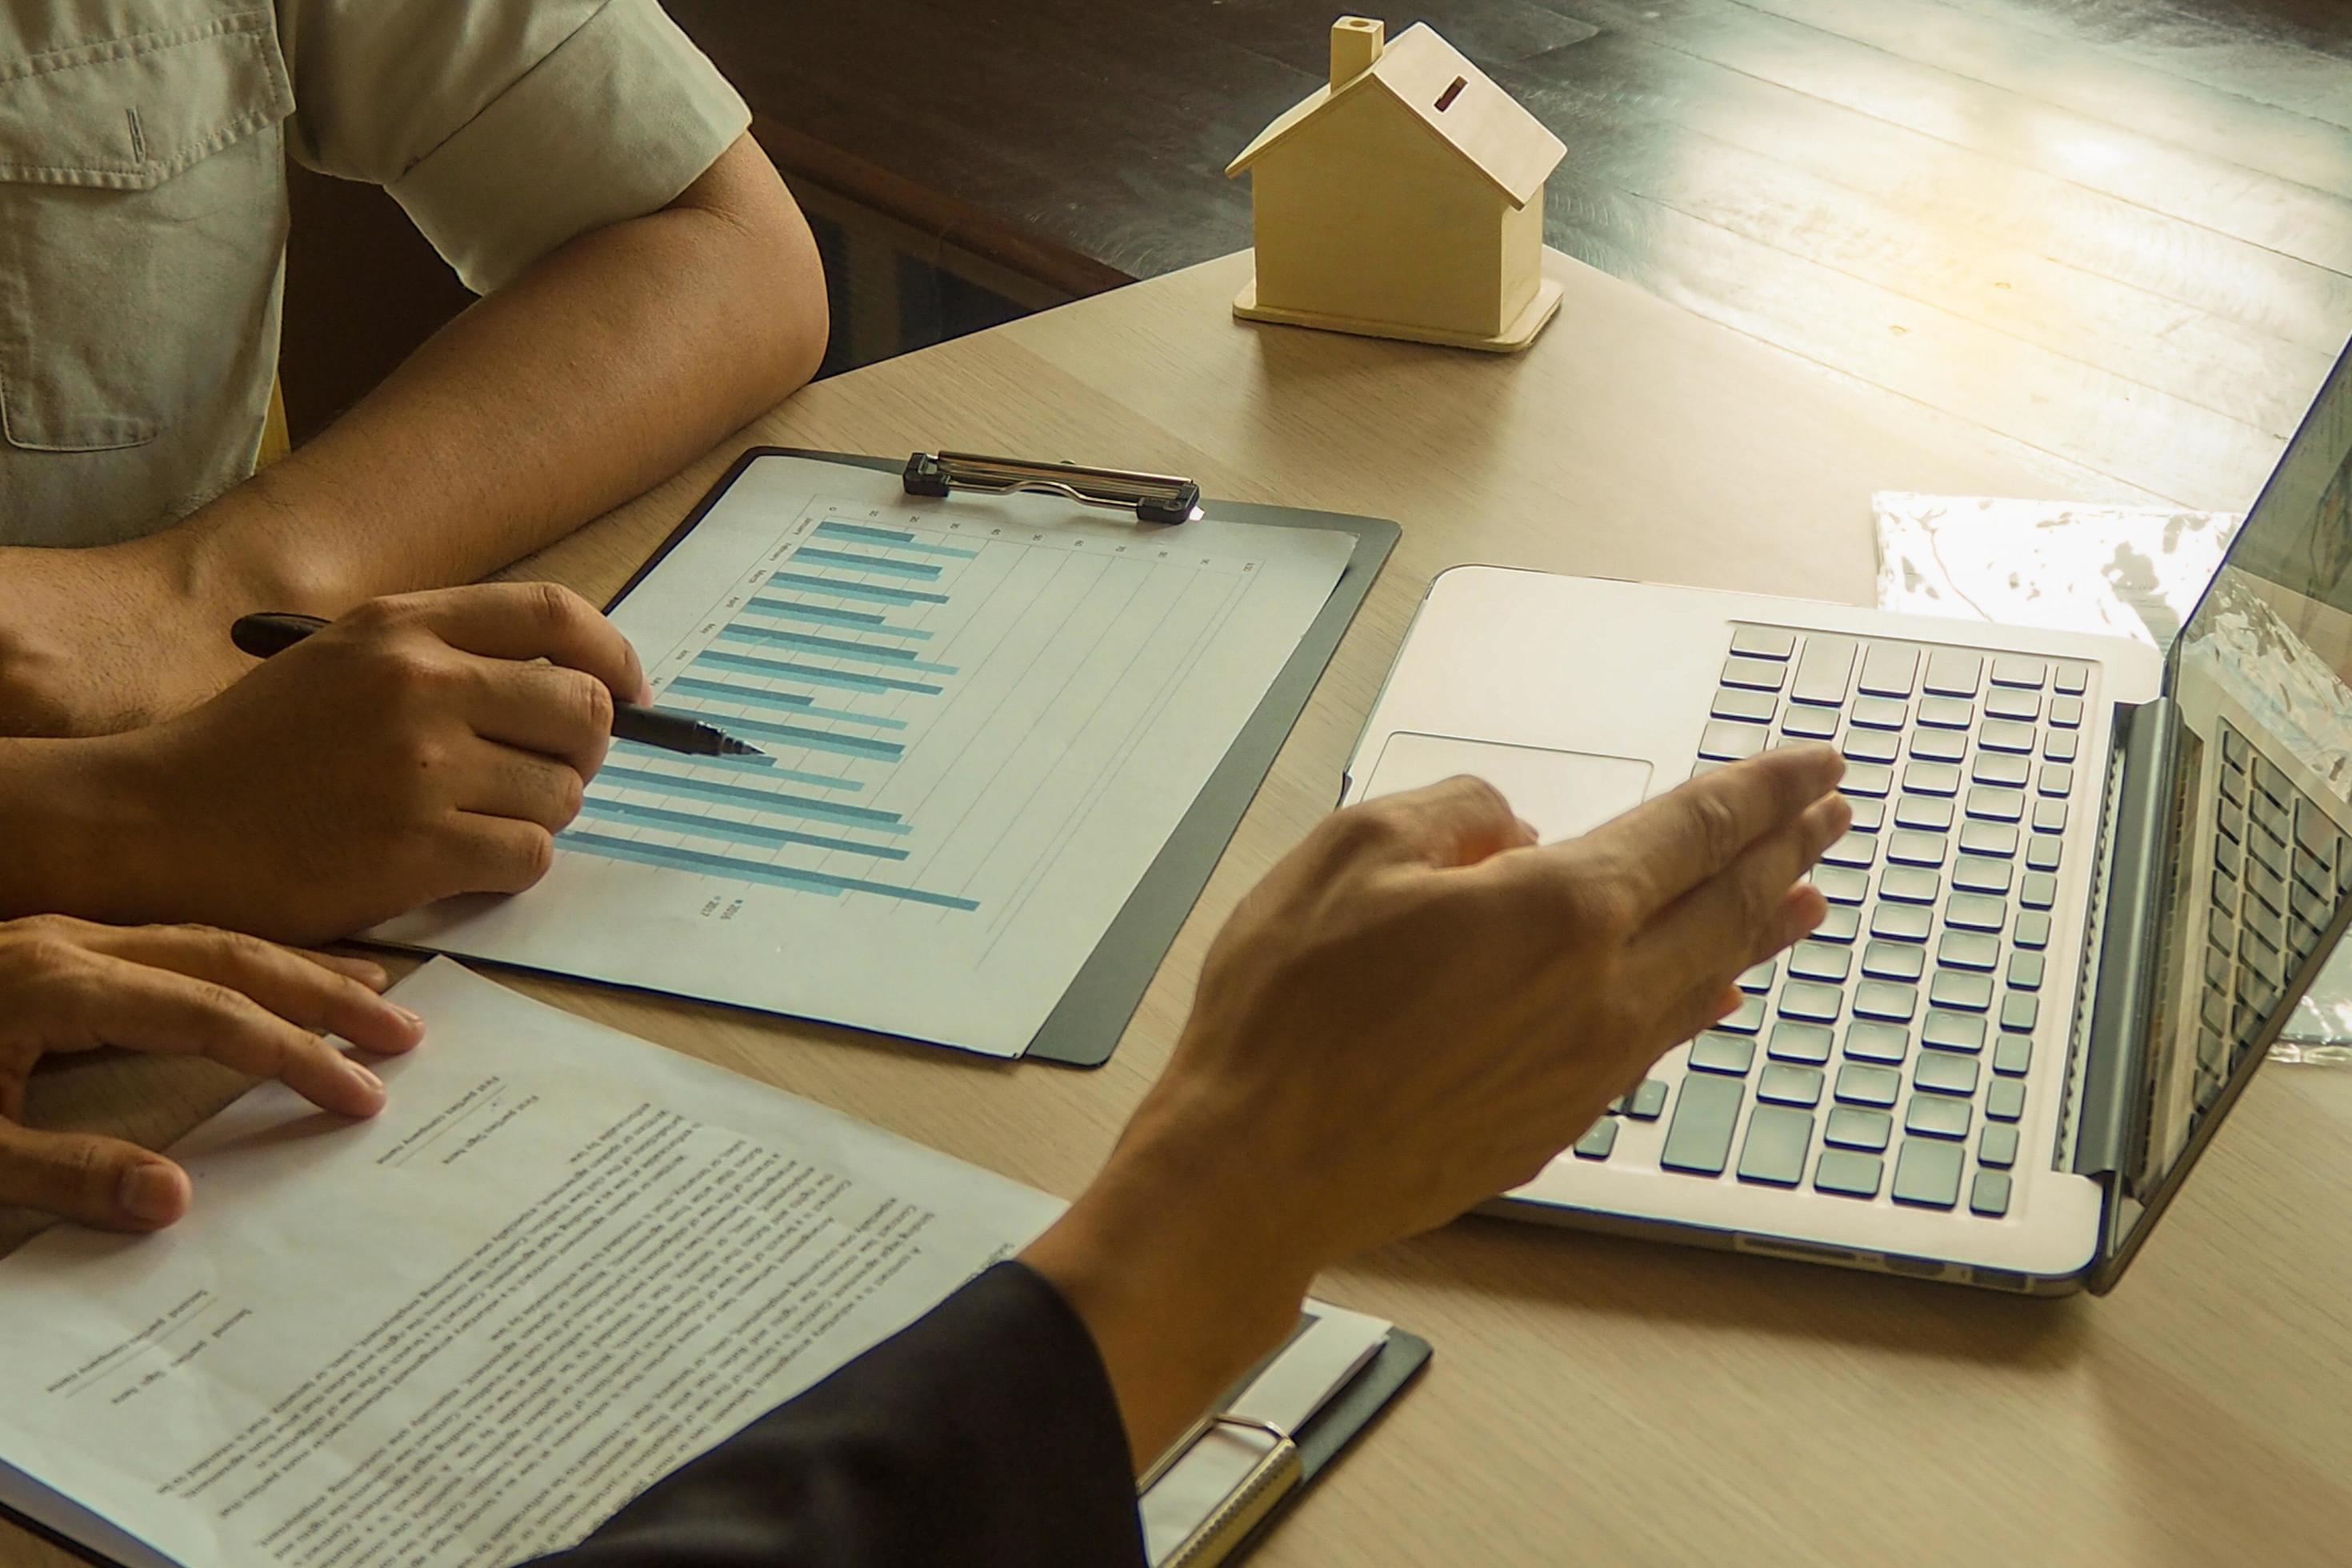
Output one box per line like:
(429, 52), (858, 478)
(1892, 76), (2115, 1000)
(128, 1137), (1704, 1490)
(1330, 16), (1384, 90)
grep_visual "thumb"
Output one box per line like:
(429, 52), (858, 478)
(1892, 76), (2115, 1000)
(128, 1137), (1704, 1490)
(1348, 774), (1529, 871)
(0, 1123), (191, 1232)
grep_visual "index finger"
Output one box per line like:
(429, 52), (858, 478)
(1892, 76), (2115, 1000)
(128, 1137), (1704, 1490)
(1562, 743), (1845, 922)
(400, 583), (650, 704)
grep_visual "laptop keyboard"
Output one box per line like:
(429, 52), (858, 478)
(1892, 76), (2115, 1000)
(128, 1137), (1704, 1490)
(2198, 721), (2350, 1118)
(1570, 626), (2094, 1218)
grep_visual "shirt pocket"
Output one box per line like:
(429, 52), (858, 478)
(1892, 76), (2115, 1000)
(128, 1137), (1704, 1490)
(0, 12), (294, 453)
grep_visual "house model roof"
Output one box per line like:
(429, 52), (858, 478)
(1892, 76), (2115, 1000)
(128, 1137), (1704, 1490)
(1225, 22), (1567, 210)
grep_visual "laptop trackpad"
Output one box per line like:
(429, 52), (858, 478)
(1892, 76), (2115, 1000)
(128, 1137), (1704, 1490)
(1361, 733), (1654, 845)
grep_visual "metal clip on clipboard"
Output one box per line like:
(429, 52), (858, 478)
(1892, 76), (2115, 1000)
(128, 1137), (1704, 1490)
(902, 450), (1203, 525)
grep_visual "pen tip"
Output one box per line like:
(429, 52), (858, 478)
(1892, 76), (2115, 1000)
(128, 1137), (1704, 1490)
(721, 736), (767, 757)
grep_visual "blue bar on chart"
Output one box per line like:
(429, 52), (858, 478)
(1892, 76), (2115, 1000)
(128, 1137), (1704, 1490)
(764, 572), (949, 606)
(791, 546), (944, 581)
(566, 832), (979, 910)
(814, 519), (980, 558)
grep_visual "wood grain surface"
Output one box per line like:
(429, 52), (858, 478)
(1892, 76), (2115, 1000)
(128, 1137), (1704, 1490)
(10, 250), (2352, 1566)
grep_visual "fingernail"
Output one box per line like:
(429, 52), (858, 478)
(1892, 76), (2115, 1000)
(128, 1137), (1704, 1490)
(120, 1164), (185, 1224)
(344, 1058), (386, 1096)
(390, 1005), (423, 1029)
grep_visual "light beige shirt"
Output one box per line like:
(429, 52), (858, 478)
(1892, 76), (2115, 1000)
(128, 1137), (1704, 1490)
(0, 0), (750, 546)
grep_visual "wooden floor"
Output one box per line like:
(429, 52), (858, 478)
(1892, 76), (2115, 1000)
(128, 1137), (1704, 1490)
(666, 0), (2352, 514)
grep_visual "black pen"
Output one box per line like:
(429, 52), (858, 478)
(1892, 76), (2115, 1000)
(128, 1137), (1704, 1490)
(230, 612), (766, 759)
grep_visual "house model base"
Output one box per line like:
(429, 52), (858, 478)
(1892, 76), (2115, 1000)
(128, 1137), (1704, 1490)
(1233, 272), (1563, 354)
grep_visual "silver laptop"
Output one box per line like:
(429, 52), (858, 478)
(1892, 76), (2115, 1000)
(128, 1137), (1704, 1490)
(1344, 336), (2352, 1294)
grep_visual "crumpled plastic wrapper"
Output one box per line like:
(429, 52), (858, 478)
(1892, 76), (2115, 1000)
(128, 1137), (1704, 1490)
(1873, 493), (2352, 1052)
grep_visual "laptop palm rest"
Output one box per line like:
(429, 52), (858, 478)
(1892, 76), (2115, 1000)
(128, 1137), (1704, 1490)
(1361, 732), (1654, 845)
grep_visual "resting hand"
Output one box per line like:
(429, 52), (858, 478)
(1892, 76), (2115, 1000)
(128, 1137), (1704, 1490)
(42, 582), (650, 945)
(1024, 744), (1849, 1464)
(0, 917), (423, 1230)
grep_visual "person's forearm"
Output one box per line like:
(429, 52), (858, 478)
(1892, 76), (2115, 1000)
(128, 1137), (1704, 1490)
(0, 734), (161, 921)
(173, 139), (826, 615)
(1019, 1093), (1317, 1474)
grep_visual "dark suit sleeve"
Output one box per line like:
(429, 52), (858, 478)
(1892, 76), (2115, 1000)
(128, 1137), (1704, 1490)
(529, 1261), (1148, 1568)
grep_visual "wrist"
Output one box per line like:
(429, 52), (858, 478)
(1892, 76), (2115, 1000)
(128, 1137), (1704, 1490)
(0, 731), (176, 922)
(163, 470), (359, 618)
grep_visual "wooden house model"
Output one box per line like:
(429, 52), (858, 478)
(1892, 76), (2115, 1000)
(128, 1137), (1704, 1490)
(1226, 18), (1566, 352)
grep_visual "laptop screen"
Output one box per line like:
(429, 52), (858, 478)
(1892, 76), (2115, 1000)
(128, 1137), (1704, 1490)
(2171, 338), (2352, 788)
(2131, 338), (2352, 1205)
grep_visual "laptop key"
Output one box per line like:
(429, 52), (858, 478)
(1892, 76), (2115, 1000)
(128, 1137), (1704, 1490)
(1931, 970), (1994, 1011)
(1843, 730), (1901, 764)
(1851, 694), (1908, 730)
(1904, 1095), (1972, 1141)
(1862, 939), (1925, 981)
(2000, 993), (2039, 1032)
(1882, 867), (1942, 904)
(1985, 688), (2041, 722)
(1978, 1124), (2019, 1167)
(1993, 1034), (2031, 1076)
(2046, 730), (2079, 763)
(1969, 1170), (2013, 1216)
(1842, 762), (1894, 798)
(1730, 626), (1797, 660)
(1813, 1148), (1883, 1198)
(1789, 942), (1853, 982)
(1660, 1074), (1745, 1175)
(1946, 894), (2006, 932)
(1846, 795), (1886, 832)
(1792, 636), (1858, 706)
(1738, 959), (1778, 993)
(1713, 687), (1777, 723)
(2026, 834), (2062, 873)
(1896, 794), (1956, 830)
(1629, 1079), (1669, 1119)
(1737, 1104), (1815, 1186)
(1918, 694), (1974, 729)
(1822, 831), (1878, 868)
(1888, 830), (1949, 867)
(1842, 1022), (1910, 1066)
(1758, 1064), (1824, 1108)
(1910, 728), (1968, 763)
(1966, 786), (2026, 822)
(2008, 952), (2046, 990)
(1722, 655), (1787, 690)
(1690, 1032), (1757, 1074)
(1905, 761), (1962, 797)
(1854, 981), (1919, 1022)
(1892, 1138), (1966, 1207)
(1986, 1079), (2026, 1122)
(1960, 821), (2020, 858)
(1990, 656), (2046, 690)
(1953, 854), (2013, 895)
(1815, 906), (1861, 942)
(2014, 910), (2052, 949)
(1978, 720), (2036, 756)
(1858, 644), (1920, 698)
(1914, 1050), (1980, 1097)
(1835, 1062), (1902, 1106)
(2020, 871), (2058, 910)
(1872, 903), (1932, 942)
(1924, 649), (1983, 698)
(1974, 752), (2031, 788)
(1700, 721), (1768, 762)
(1824, 1106), (1891, 1151)
(1923, 1010), (1987, 1053)
(1782, 704), (1839, 740)
(1573, 1119), (1618, 1159)
(1811, 866), (1869, 905)
(2054, 661), (2090, 695)
(2038, 764), (2074, 798)
(1768, 1022), (1834, 1065)
(1938, 930), (2000, 970)
(2050, 695), (2084, 728)
(1778, 982), (1843, 1024)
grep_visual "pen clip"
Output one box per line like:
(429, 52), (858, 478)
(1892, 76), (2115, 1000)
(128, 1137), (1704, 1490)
(902, 451), (1202, 525)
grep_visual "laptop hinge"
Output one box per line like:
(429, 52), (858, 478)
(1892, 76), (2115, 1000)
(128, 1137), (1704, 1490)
(2069, 696), (2178, 1184)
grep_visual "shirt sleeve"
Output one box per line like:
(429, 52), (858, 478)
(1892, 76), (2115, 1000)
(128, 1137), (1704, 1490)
(278, 0), (749, 294)
(527, 1262), (1149, 1568)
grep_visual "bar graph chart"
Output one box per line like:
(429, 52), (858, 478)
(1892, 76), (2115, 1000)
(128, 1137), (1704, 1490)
(382, 459), (1354, 1055)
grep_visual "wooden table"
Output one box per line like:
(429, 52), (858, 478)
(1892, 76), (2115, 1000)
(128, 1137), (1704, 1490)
(14, 250), (2352, 1565)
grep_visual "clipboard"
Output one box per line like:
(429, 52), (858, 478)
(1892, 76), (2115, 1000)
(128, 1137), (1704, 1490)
(598, 446), (1400, 1066)
(1146, 1326), (1432, 1566)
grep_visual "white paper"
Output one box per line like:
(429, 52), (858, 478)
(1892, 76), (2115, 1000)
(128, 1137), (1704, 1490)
(378, 457), (1353, 1058)
(1872, 491), (2239, 650)
(0, 962), (1394, 1566)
